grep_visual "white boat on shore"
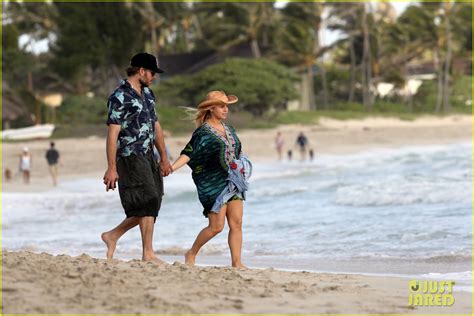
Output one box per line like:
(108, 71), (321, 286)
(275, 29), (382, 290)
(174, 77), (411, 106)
(1, 124), (55, 140)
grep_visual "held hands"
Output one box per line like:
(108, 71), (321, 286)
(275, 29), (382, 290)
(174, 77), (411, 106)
(170, 154), (190, 173)
(160, 158), (173, 177)
(103, 167), (119, 191)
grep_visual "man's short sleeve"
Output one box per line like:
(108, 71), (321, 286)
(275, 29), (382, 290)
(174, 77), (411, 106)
(150, 104), (157, 122)
(151, 92), (158, 122)
(106, 95), (125, 125)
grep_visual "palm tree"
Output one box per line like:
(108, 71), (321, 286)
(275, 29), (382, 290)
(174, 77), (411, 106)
(276, 2), (331, 110)
(276, 20), (318, 110)
(4, 1), (58, 123)
(194, 2), (275, 58)
(395, 2), (456, 113)
(125, 1), (190, 60)
(327, 3), (364, 103)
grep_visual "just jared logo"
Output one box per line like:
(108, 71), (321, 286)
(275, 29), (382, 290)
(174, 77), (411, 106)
(408, 280), (455, 306)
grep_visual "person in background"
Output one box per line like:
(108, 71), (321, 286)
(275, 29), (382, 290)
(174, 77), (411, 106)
(309, 149), (314, 162)
(45, 141), (60, 186)
(4, 168), (12, 182)
(19, 147), (32, 184)
(274, 131), (284, 161)
(295, 132), (309, 161)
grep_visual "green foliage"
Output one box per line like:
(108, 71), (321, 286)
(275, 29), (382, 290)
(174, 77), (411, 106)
(157, 106), (278, 135)
(3, 24), (20, 50)
(4, 1), (472, 133)
(156, 106), (196, 135)
(413, 76), (472, 113)
(52, 124), (107, 139)
(313, 66), (361, 102)
(156, 58), (299, 116)
(449, 76), (472, 112)
(273, 110), (320, 125)
(57, 95), (107, 125)
(2, 24), (38, 85)
(51, 3), (144, 89)
(451, 2), (472, 53)
(331, 101), (412, 114)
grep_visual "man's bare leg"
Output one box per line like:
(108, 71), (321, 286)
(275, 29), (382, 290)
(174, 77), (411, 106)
(138, 216), (165, 265)
(101, 217), (140, 259)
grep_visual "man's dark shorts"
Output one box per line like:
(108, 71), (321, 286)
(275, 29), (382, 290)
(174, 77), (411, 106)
(117, 151), (163, 218)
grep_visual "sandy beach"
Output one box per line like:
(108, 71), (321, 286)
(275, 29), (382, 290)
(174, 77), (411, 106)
(3, 250), (472, 314)
(2, 115), (472, 313)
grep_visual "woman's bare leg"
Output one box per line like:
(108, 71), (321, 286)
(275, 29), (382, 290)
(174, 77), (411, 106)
(226, 199), (246, 269)
(185, 205), (227, 266)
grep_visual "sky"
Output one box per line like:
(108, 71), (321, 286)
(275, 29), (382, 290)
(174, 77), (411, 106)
(326, 2), (412, 46)
(19, 1), (414, 55)
(274, 1), (413, 46)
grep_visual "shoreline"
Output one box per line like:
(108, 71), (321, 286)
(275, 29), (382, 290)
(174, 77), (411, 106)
(2, 140), (471, 193)
(3, 250), (472, 314)
(2, 115), (472, 193)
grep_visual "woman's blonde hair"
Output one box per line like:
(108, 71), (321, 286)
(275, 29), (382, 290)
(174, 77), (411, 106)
(196, 103), (219, 127)
(180, 103), (217, 128)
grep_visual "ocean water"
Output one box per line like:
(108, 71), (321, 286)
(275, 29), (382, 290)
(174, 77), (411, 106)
(3, 142), (472, 290)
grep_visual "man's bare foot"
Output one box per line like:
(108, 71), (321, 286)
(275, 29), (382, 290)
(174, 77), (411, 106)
(232, 263), (248, 270)
(184, 250), (196, 266)
(101, 232), (117, 259)
(143, 256), (167, 266)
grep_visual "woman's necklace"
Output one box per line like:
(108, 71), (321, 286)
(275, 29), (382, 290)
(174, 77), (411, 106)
(207, 121), (226, 136)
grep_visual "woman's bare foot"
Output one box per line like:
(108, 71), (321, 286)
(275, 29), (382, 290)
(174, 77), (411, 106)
(101, 232), (117, 259)
(184, 250), (196, 266)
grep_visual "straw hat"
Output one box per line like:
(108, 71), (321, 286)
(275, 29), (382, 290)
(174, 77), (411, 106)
(197, 90), (238, 109)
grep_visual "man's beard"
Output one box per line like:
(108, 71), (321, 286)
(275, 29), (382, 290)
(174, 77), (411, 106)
(139, 78), (149, 88)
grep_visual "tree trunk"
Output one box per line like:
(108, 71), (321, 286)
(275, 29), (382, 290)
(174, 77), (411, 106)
(250, 39), (261, 58)
(361, 3), (372, 110)
(442, 2), (452, 113)
(348, 33), (356, 103)
(307, 66), (317, 111)
(28, 71), (41, 125)
(434, 48), (443, 113)
(314, 34), (328, 109)
(404, 60), (413, 112)
(312, 3), (327, 109)
(320, 63), (329, 109)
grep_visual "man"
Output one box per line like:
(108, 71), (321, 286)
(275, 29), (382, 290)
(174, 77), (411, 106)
(296, 132), (309, 161)
(45, 141), (60, 186)
(102, 52), (172, 265)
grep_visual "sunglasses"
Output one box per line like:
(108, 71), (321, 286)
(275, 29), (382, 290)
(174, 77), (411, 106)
(143, 68), (156, 76)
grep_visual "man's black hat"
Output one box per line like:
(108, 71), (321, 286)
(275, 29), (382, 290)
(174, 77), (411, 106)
(130, 52), (164, 74)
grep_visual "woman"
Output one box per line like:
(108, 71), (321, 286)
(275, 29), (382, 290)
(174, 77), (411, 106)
(275, 131), (284, 160)
(19, 147), (32, 184)
(172, 90), (251, 269)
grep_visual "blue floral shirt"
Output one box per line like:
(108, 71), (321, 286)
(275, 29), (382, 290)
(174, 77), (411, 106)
(106, 79), (157, 158)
